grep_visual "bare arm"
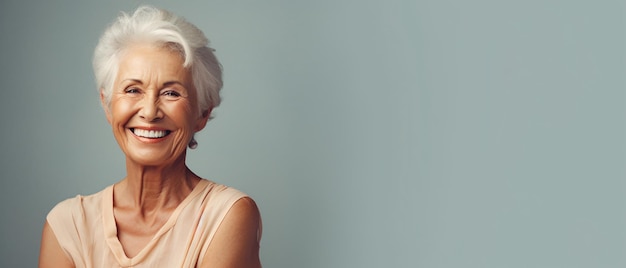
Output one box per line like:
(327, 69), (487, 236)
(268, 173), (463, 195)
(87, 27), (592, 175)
(199, 197), (262, 268)
(39, 221), (74, 268)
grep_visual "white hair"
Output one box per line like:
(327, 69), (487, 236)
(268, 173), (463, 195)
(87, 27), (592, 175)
(93, 5), (223, 115)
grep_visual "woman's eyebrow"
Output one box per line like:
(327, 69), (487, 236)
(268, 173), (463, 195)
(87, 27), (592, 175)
(162, 81), (185, 87)
(121, 78), (143, 84)
(119, 79), (186, 88)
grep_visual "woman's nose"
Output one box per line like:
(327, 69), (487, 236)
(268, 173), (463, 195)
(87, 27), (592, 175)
(138, 95), (163, 121)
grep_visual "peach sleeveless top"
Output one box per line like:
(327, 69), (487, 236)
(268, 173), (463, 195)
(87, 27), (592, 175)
(46, 179), (254, 268)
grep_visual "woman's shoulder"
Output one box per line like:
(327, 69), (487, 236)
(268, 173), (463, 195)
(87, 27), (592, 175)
(43, 186), (112, 266)
(46, 185), (112, 226)
(196, 179), (259, 228)
(201, 179), (249, 200)
(196, 181), (262, 267)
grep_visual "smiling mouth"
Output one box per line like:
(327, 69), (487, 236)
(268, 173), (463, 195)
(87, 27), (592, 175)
(130, 128), (172, 139)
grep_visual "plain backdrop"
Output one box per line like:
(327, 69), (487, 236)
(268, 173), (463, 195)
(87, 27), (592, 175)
(0, 0), (625, 267)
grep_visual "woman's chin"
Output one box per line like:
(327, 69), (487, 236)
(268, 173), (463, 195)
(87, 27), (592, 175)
(125, 149), (185, 167)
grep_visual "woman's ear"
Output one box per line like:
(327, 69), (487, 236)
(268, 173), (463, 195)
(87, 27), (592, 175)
(100, 90), (112, 124)
(194, 109), (212, 132)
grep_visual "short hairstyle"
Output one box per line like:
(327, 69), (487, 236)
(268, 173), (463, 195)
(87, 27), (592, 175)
(93, 5), (223, 115)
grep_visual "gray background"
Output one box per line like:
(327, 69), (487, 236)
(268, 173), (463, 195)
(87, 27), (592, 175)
(1, 0), (625, 267)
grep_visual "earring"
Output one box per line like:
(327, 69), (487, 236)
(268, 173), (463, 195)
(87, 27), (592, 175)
(188, 137), (198, 149)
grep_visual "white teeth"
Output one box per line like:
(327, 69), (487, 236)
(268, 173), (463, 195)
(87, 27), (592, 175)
(133, 129), (168, 138)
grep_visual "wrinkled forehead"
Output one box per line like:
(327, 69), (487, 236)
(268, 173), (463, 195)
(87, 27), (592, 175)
(115, 43), (192, 85)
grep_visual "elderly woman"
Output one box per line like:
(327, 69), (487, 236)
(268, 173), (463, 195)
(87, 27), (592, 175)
(38, 6), (261, 268)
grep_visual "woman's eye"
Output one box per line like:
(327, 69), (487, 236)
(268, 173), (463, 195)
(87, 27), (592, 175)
(162, 90), (181, 98)
(125, 87), (140, 94)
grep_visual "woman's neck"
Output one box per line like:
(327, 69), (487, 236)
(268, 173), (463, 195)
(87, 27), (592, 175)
(115, 157), (201, 213)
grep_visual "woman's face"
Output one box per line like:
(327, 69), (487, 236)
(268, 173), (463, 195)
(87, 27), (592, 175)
(103, 43), (209, 166)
